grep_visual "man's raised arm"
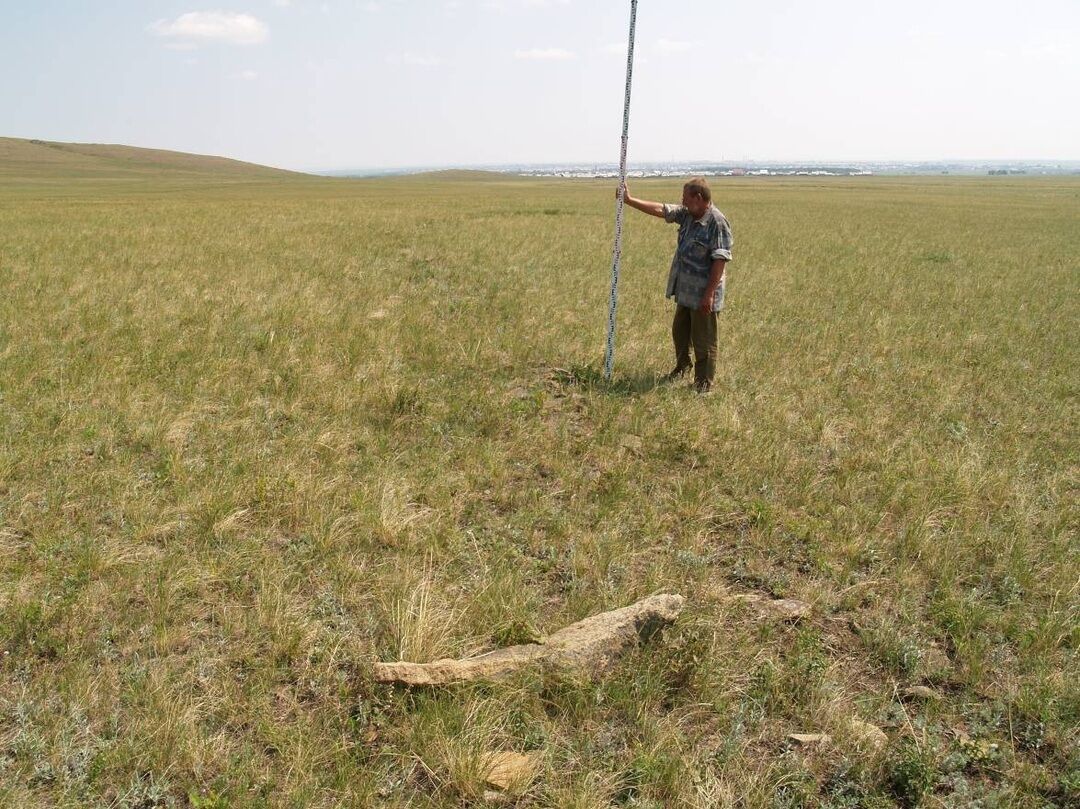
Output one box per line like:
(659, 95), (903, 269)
(619, 183), (666, 218)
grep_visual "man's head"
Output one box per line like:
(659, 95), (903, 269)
(681, 177), (712, 219)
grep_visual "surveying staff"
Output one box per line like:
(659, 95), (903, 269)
(621, 177), (733, 392)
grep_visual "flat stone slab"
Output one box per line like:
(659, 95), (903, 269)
(373, 593), (685, 686)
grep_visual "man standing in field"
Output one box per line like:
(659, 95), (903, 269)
(622, 178), (733, 392)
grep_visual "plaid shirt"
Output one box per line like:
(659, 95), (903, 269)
(662, 203), (733, 311)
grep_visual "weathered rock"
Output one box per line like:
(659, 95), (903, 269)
(484, 750), (542, 791)
(373, 644), (546, 687)
(848, 719), (888, 750)
(373, 594), (685, 686)
(788, 733), (831, 747)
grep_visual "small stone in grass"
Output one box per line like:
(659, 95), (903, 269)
(903, 685), (942, 702)
(484, 750), (542, 791)
(788, 733), (831, 746)
(726, 594), (811, 621)
(727, 593), (766, 605)
(849, 719), (888, 750)
(768, 598), (811, 621)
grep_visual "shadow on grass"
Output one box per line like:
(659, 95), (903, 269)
(549, 363), (668, 397)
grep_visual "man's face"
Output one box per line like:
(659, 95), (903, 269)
(682, 189), (709, 219)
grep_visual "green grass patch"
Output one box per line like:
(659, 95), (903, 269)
(0, 170), (1077, 807)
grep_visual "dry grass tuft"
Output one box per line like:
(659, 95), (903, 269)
(383, 556), (465, 663)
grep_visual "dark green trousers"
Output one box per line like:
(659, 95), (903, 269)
(672, 304), (718, 386)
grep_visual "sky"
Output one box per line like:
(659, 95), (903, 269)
(2, 1), (1078, 171)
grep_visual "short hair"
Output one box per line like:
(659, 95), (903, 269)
(683, 177), (712, 203)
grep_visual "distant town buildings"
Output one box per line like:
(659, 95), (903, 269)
(516, 165), (877, 179)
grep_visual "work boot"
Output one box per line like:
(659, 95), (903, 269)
(664, 363), (692, 382)
(693, 357), (715, 393)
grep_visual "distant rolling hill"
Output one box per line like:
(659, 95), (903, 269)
(0, 137), (306, 182)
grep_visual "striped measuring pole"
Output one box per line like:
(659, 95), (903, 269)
(604, 0), (639, 383)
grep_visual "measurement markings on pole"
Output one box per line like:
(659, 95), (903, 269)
(604, 0), (638, 383)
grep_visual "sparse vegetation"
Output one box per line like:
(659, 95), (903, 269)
(0, 160), (1076, 806)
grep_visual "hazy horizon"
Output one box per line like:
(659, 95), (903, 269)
(309, 156), (1080, 174)
(6, 135), (1079, 177)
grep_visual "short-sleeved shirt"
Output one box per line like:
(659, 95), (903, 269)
(662, 203), (733, 311)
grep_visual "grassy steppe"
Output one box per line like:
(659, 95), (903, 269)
(0, 168), (1077, 807)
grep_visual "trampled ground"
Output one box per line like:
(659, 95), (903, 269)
(0, 168), (1077, 807)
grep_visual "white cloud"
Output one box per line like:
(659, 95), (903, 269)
(235, 69), (259, 80)
(385, 51), (443, 67)
(400, 52), (442, 67)
(149, 12), (269, 46)
(654, 38), (694, 54)
(363, 1), (382, 10)
(514, 47), (575, 61)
